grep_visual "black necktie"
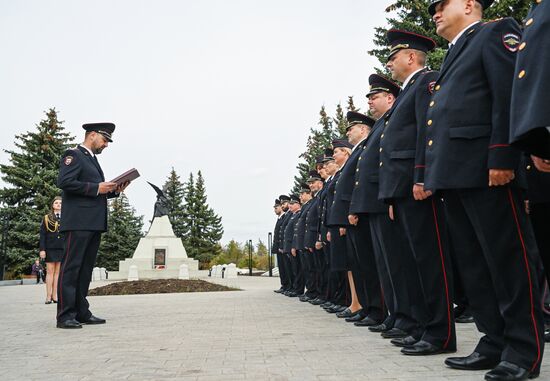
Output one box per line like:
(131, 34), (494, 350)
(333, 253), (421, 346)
(56, 213), (60, 219)
(444, 44), (454, 62)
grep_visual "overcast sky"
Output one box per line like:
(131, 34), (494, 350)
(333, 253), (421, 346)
(0, 0), (392, 245)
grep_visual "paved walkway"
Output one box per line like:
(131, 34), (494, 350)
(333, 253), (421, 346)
(0, 276), (548, 381)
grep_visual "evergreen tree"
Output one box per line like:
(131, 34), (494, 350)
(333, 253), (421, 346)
(0, 109), (74, 275)
(333, 102), (348, 138)
(292, 106), (338, 193)
(369, 0), (530, 74)
(163, 167), (186, 240)
(256, 239), (268, 256)
(346, 96), (359, 113)
(182, 171), (224, 267)
(97, 194), (144, 270)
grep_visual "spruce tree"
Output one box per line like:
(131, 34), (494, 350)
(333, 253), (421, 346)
(346, 96), (359, 113)
(96, 194), (144, 270)
(292, 106), (338, 193)
(163, 167), (186, 240)
(0, 109), (74, 276)
(369, 0), (530, 73)
(333, 103), (348, 138)
(182, 171), (223, 267)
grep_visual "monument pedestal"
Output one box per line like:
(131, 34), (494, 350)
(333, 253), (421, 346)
(109, 215), (198, 280)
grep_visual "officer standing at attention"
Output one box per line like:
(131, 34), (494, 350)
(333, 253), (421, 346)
(293, 183), (314, 299)
(426, 0), (544, 379)
(272, 198), (286, 294)
(276, 195), (293, 294)
(284, 195), (302, 297)
(56, 123), (129, 329)
(509, 0), (550, 159)
(303, 168), (325, 303)
(379, 29), (456, 356)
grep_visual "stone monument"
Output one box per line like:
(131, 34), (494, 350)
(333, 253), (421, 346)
(108, 182), (199, 280)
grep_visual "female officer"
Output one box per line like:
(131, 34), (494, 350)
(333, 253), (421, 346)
(39, 196), (64, 304)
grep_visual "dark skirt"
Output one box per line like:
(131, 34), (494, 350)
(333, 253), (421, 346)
(45, 248), (64, 263)
(328, 227), (348, 271)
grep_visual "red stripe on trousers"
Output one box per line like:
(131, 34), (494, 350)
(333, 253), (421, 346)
(507, 188), (541, 372)
(431, 198), (452, 349)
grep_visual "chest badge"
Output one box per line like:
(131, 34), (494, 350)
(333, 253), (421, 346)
(428, 81), (436, 94)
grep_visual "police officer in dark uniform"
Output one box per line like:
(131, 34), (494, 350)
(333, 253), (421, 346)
(349, 74), (422, 341)
(56, 122), (129, 329)
(283, 194), (302, 296)
(509, 0), (550, 159)
(379, 30), (456, 355)
(272, 198), (286, 293)
(303, 168), (325, 303)
(325, 141), (353, 314)
(337, 112), (387, 326)
(293, 182), (314, 299)
(427, 1), (544, 378)
(316, 150), (348, 311)
(276, 195), (293, 294)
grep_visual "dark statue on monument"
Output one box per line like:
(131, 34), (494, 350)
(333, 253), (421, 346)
(147, 182), (169, 218)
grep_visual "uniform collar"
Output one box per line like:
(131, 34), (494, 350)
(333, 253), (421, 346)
(401, 67), (425, 90)
(79, 144), (95, 158)
(450, 21), (480, 46)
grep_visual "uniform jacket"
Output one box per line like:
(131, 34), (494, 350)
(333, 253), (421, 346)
(317, 179), (332, 242)
(57, 146), (118, 232)
(271, 215), (284, 254)
(39, 215), (65, 251)
(510, 1), (550, 159)
(323, 172), (341, 228)
(328, 147), (364, 226)
(278, 211), (292, 251)
(378, 69), (439, 200)
(350, 114), (391, 214)
(304, 195), (320, 249)
(424, 19), (524, 191)
(283, 211), (300, 253)
(294, 200), (313, 250)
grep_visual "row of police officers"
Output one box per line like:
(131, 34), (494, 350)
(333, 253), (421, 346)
(271, 0), (550, 380)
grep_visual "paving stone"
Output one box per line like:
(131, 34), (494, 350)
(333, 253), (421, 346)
(0, 276), (548, 380)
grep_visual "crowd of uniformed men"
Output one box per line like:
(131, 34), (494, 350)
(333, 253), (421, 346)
(270, 0), (549, 380)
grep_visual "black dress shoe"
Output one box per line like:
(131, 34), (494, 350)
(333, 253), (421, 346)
(79, 315), (106, 325)
(45, 300), (53, 304)
(310, 298), (326, 305)
(57, 319), (82, 329)
(299, 295), (310, 302)
(321, 302), (334, 309)
(456, 313), (475, 324)
(484, 361), (537, 381)
(401, 340), (456, 356)
(337, 308), (362, 319)
(368, 323), (389, 333)
(390, 336), (418, 348)
(345, 311), (368, 322)
(544, 329), (550, 343)
(381, 327), (408, 339)
(353, 316), (380, 327)
(274, 288), (284, 293)
(445, 351), (500, 371)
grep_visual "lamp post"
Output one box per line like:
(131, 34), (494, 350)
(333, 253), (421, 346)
(268, 232), (272, 277)
(248, 239), (253, 276)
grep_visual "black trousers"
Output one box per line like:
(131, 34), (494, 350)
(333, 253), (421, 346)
(347, 221), (385, 320)
(443, 187), (545, 372)
(314, 248), (328, 299)
(57, 231), (101, 323)
(369, 212), (421, 333)
(394, 196), (455, 349)
(290, 252), (304, 294)
(530, 202), (550, 285)
(303, 249), (319, 297)
(276, 253), (290, 290)
(280, 251), (293, 290)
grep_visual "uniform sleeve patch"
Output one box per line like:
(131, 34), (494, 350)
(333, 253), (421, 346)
(502, 33), (520, 52)
(64, 156), (73, 165)
(428, 81), (436, 94)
